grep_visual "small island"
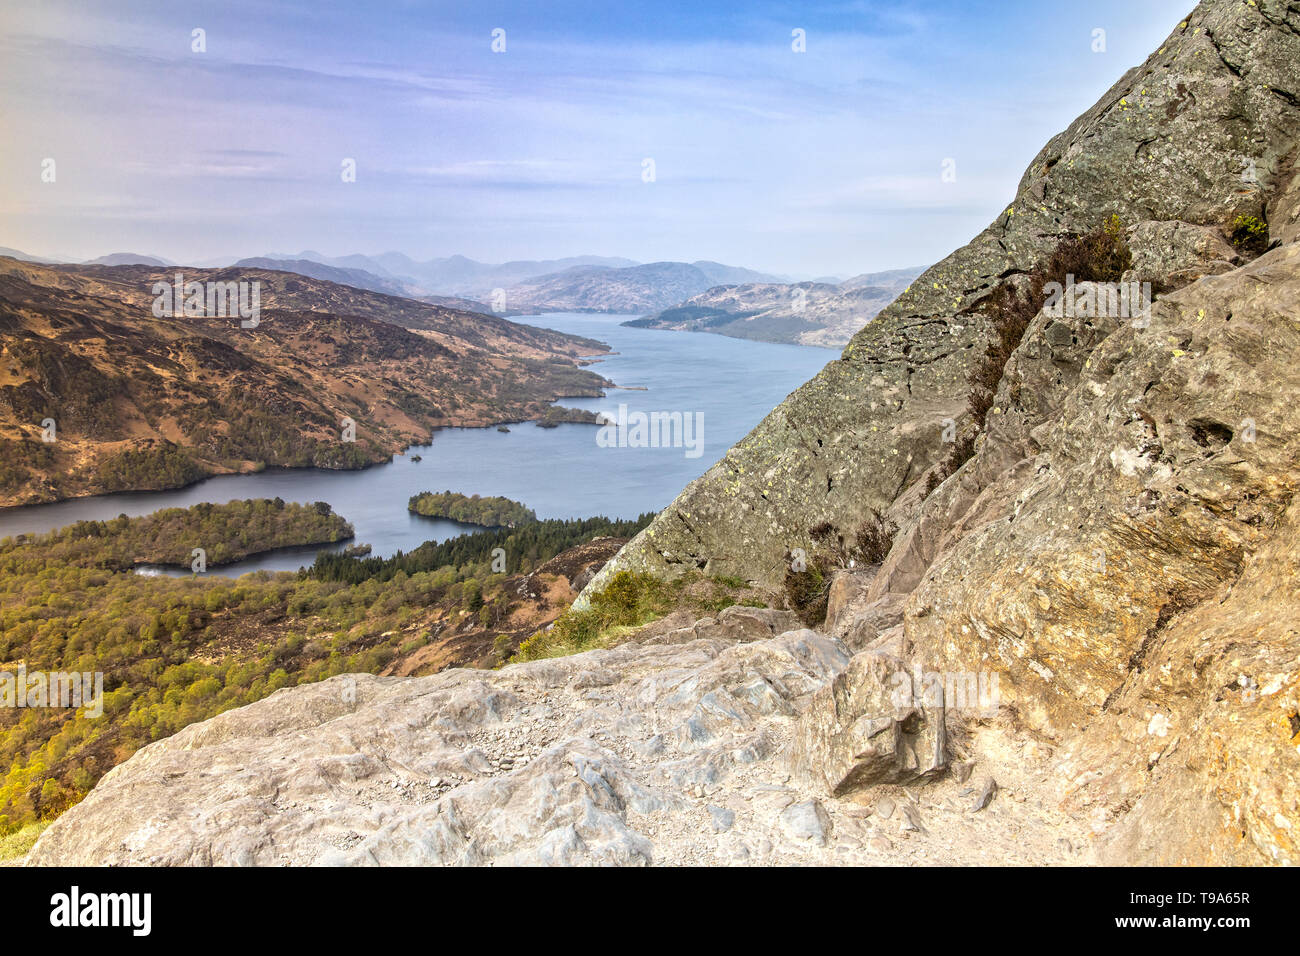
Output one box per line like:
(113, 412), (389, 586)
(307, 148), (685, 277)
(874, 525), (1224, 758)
(408, 490), (536, 528)
(28, 498), (354, 570)
(535, 406), (604, 428)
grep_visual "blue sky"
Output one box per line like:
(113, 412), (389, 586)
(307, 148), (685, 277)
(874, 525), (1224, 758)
(1, 0), (1194, 276)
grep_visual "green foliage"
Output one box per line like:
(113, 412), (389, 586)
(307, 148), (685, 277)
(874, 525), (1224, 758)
(712, 573), (749, 589)
(0, 501), (657, 830)
(9, 498), (352, 570)
(0, 821), (49, 862)
(491, 633), (514, 665)
(97, 442), (206, 493)
(0, 439), (55, 494)
(1228, 214), (1269, 255)
(462, 578), (483, 612)
(309, 513), (655, 585)
(513, 571), (673, 661)
(535, 406), (603, 428)
(512, 570), (764, 662)
(409, 490), (536, 527)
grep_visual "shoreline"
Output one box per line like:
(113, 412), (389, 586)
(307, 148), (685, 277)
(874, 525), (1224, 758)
(0, 382), (619, 514)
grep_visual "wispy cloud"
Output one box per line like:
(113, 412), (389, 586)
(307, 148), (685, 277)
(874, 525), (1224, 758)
(0, 0), (1192, 274)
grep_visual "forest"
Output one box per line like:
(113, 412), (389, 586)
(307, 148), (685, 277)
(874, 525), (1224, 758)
(0, 502), (654, 835)
(310, 513), (654, 584)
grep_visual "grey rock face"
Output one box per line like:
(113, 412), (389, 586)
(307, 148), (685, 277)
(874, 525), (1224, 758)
(1126, 221), (1244, 286)
(584, 0), (1300, 596)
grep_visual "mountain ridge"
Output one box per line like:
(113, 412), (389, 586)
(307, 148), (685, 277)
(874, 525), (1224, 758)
(501, 260), (784, 314)
(626, 266), (926, 346)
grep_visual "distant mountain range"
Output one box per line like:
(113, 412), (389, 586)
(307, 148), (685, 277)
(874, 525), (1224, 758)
(625, 266), (927, 347)
(500, 261), (783, 314)
(260, 250), (643, 299)
(0, 246), (69, 265)
(0, 245), (917, 343)
(83, 252), (173, 267)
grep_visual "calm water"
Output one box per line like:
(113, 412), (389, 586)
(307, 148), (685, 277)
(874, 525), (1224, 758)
(0, 315), (836, 575)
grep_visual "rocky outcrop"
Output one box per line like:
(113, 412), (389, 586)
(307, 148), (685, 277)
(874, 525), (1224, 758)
(28, 622), (1091, 866)
(882, 242), (1300, 864)
(790, 649), (949, 795)
(584, 0), (1300, 594)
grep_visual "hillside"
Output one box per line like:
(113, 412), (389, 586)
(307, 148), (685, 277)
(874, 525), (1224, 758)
(0, 502), (655, 834)
(626, 266), (925, 346)
(0, 258), (610, 506)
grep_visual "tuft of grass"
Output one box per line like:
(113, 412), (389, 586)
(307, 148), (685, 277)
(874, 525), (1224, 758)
(712, 573), (749, 589)
(513, 571), (675, 661)
(784, 558), (831, 627)
(512, 570), (766, 662)
(0, 821), (49, 863)
(784, 510), (898, 626)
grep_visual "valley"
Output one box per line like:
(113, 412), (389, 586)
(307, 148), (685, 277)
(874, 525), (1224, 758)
(0, 309), (832, 843)
(0, 258), (611, 507)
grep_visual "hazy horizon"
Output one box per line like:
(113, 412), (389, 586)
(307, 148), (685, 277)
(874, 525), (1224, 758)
(3, 0), (1192, 276)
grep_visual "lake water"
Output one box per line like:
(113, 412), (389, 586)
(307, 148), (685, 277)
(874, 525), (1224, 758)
(0, 315), (836, 575)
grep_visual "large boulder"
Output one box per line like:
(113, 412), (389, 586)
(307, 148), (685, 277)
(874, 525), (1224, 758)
(790, 650), (948, 795)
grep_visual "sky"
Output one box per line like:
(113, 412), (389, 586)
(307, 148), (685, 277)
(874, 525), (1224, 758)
(1, 0), (1195, 277)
